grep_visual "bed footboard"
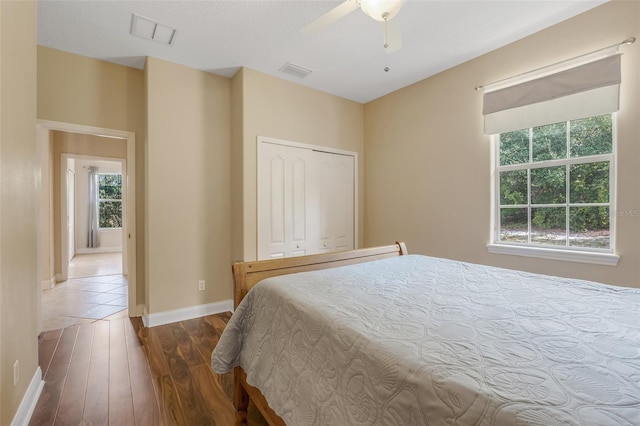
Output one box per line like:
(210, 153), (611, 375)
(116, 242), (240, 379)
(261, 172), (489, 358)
(232, 241), (408, 308)
(229, 242), (408, 424)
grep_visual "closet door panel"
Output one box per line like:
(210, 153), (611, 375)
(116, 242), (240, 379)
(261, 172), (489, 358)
(316, 154), (335, 253)
(334, 155), (354, 251)
(290, 151), (312, 256)
(258, 145), (287, 259)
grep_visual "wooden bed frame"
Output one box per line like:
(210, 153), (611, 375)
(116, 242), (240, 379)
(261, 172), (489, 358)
(230, 242), (408, 425)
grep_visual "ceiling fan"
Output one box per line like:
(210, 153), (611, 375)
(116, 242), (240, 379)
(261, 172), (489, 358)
(302, 0), (404, 53)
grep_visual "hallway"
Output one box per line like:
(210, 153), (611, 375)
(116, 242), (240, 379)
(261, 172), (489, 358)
(41, 253), (127, 331)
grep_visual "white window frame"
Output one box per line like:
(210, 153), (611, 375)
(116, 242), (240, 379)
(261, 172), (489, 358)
(487, 115), (619, 266)
(98, 172), (123, 230)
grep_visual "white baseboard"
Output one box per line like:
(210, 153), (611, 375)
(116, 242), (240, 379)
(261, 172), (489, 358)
(54, 273), (62, 283)
(134, 304), (145, 317)
(76, 247), (122, 255)
(41, 275), (55, 290)
(142, 299), (233, 328)
(11, 367), (44, 426)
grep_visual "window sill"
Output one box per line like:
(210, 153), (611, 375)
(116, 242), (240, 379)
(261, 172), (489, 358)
(486, 243), (619, 266)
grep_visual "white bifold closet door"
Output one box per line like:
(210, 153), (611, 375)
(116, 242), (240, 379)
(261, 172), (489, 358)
(315, 151), (354, 254)
(257, 141), (355, 260)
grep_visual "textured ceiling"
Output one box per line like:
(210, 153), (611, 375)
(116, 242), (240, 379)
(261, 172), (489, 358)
(37, 0), (607, 103)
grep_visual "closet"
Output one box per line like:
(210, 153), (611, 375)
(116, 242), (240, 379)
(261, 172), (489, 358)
(257, 138), (356, 260)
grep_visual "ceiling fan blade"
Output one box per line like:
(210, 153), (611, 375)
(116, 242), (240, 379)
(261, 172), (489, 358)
(301, 0), (359, 33)
(382, 16), (402, 53)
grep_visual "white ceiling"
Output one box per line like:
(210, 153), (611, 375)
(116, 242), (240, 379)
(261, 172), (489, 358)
(37, 0), (607, 103)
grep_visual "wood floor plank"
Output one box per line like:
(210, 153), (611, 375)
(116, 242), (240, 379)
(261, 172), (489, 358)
(186, 318), (234, 403)
(54, 323), (94, 426)
(155, 322), (214, 424)
(157, 374), (187, 425)
(170, 322), (201, 368)
(186, 317), (219, 358)
(37, 329), (63, 380)
(109, 318), (136, 426)
(128, 344), (161, 426)
(190, 363), (235, 426)
(82, 320), (110, 425)
(29, 325), (79, 426)
(162, 341), (201, 424)
(144, 326), (171, 377)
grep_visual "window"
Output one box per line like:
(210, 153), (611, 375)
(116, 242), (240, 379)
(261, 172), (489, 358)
(482, 48), (623, 264)
(495, 114), (613, 252)
(98, 173), (122, 228)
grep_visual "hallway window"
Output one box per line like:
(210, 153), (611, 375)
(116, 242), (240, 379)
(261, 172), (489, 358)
(98, 173), (122, 228)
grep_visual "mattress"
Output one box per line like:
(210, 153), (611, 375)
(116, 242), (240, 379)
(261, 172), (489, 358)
(211, 254), (640, 425)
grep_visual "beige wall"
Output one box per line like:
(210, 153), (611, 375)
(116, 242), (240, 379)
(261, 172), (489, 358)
(0, 1), (38, 424)
(145, 57), (232, 313)
(237, 67), (365, 261)
(364, 1), (640, 288)
(37, 46), (146, 303)
(51, 131), (127, 274)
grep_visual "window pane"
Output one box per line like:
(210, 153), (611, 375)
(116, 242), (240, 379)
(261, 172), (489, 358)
(570, 162), (609, 203)
(499, 129), (529, 166)
(531, 207), (566, 246)
(532, 122), (566, 162)
(531, 166), (566, 204)
(570, 206), (610, 249)
(99, 201), (122, 228)
(99, 174), (122, 200)
(570, 114), (612, 157)
(500, 170), (527, 205)
(500, 208), (528, 243)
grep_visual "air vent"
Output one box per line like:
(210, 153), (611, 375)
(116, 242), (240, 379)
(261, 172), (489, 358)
(130, 13), (177, 46)
(278, 62), (313, 79)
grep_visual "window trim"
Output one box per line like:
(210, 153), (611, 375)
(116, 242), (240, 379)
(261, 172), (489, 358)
(486, 243), (619, 266)
(489, 114), (618, 265)
(98, 172), (123, 230)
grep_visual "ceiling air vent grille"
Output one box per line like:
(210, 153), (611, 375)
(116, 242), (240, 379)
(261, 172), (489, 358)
(279, 62), (313, 79)
(130, 14), (177, 46)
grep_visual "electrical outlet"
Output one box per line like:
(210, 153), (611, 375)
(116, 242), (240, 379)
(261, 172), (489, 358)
(198, 280), (205, 291)
(13, 360), (19, 386)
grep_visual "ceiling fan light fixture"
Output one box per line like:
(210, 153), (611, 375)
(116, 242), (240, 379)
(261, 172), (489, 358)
(360, 0), (404, 22)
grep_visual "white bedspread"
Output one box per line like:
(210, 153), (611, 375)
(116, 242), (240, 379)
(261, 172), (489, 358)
(211, 255), (640, 425)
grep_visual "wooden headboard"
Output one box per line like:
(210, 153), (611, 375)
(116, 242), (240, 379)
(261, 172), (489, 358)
(231, 241), (408, 308)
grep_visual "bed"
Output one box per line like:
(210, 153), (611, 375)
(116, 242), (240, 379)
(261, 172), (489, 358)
(211, 242), (640, 425)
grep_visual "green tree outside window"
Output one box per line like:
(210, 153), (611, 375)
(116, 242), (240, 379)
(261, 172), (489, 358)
(497, 114), (612, 249)
(98, 174), (122, 228)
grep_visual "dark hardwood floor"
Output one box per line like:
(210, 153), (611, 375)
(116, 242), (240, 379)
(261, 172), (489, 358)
(30, 310), (267, 425)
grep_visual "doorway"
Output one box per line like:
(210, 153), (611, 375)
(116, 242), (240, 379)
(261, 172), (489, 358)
(37, 120), (137, 333)
(60, 155), (127, 281)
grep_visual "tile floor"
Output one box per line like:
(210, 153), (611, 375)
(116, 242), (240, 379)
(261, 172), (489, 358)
(41, 253), (127, 331)
(68, 252), (123, 278)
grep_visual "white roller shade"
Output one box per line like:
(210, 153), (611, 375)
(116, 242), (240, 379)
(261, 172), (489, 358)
(483, 52), (621, 135)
